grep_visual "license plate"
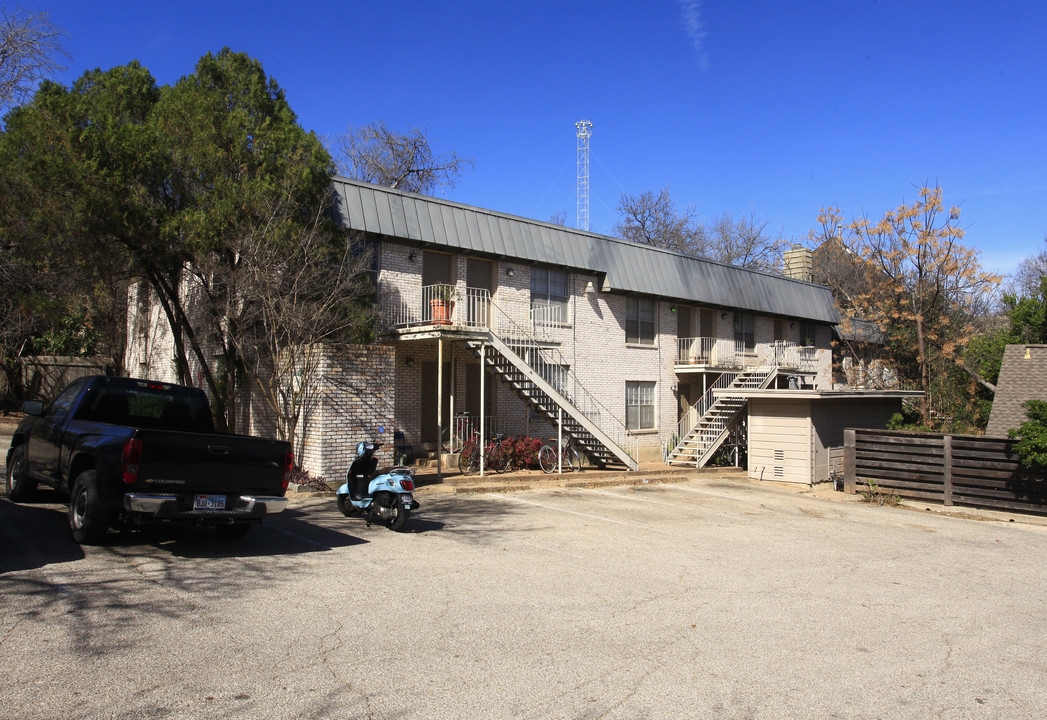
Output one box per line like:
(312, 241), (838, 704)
(194, 494), (226, 510)
(401, 494), (413, 506)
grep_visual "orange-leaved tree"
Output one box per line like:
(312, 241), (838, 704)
(816, 186), (1000, 426)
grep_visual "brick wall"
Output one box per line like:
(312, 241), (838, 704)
(298, 344), (397, 481)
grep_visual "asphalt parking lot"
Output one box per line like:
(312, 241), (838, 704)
(3, 471), (1047, 719)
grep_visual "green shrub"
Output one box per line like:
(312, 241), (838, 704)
(1010, 400), (1047, 474)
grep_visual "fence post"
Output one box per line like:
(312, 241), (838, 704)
(844, 428), (856, 494)
(943, 434), (953, 506)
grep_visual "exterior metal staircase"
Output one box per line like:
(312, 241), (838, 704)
(666, 362), (778, 468)
(463, 306), (638, 471)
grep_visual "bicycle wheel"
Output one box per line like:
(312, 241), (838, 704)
(499, 443), (515, 472)
(538, 445), (558, 474)
(490, 442), (512, 473)
(566, 446), (581, 472)
(458, 443), (480, 475)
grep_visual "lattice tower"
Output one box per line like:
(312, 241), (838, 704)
(575, 120), (592, 231)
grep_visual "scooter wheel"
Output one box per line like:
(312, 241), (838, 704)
(337, 494), (361, 517)
(390, 506), (410, 532)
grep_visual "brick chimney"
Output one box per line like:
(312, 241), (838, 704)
(783, 245), (813, 282)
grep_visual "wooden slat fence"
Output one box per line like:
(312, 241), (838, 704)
(843, 428), (1047, 515)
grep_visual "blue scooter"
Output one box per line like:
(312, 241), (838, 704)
(336, 440), (418, 531)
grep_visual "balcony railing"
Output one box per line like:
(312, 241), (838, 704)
(676, 338), (818, 372)
(379, 285), (562, 341)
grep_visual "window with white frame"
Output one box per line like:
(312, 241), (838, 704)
(626, 381), (655, 430)
(525, 350), (569, 397)
(626, 297), (655, 344)
(531, 267), (569, 323)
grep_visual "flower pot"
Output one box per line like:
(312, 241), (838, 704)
(430, 299), (454, 325)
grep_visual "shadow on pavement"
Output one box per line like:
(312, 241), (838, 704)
(0, 498), (85, 574)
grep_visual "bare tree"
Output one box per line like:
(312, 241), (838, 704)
(613, 186), (705, 254)
(0, 7), (67, 111)
(335, 120), (472, 194)
(217, 188), (374, 452)
(548, 210), (568, 227)
(1009, 238), (1047, 298)
(706, 210), (789, 273)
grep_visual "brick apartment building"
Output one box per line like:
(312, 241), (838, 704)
(128, 177), (864, 482)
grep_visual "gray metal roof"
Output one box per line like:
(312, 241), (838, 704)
(330, 176), (840, 324)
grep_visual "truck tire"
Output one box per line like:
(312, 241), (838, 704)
(5, 445), (37, 502)
(69, 471), (112, 545)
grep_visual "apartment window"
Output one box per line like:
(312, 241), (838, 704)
(734, 312), (755, 351)
(626, 381), (655, 431)
(525, 350), (569, 397)
(531, 267), (568, 323)
(626, 297), (655, 344)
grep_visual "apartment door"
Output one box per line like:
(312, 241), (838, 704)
(774, 318), (786, 342)
(420, 361), (451, 445)
(422, 251), (453, 287)
(699, 308), (715, 337)
(465, 362), (497, 427)
(699, 308), (715, 362)
(467, 258), (493, 327)
(676, 306), (693, 337)
(676, 306), (693, 363)
(678, 381), (700, 418)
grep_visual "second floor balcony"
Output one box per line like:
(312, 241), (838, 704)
(378, 285), (563, 342)
(676, 337), (818, 373)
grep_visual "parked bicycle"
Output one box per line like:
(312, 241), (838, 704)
(458, 430), (513, 475)
(538, 436), (582, 474)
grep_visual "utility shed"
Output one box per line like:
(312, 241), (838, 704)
(729, 390), (921, 485)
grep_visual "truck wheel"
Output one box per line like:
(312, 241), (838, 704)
(6, 445), (37, 502)
(69, 471), (112, 545)
(215, 523), (251, 539)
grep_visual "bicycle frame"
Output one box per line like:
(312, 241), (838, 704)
(458, 431), (512, 475)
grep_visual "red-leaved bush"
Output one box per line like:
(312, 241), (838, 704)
(505, 435), (542, 470)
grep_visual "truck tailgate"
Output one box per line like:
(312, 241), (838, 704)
(134, 429), (289, 496)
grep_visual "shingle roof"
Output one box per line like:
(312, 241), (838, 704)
(330, 177), (840, 324)
(986, 344), (1047, 437)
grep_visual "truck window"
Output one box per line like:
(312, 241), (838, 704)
(77, 385), (214, 433)
(44, 380), (88, 422)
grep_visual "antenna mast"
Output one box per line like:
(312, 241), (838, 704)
(575, 120), (592, 231)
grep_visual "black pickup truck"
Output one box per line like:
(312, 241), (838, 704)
(5, 376), (292, 543)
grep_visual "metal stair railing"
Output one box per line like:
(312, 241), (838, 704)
(665, 370), (740, 461)
(692, 371), (773, 467)
(666, 343), (784, 466)
(485, 302), (638, 469)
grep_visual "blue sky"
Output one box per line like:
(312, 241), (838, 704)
(35, 0), (1047, 278)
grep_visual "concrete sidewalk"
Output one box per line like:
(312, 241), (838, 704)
(409, 460), (749, 495)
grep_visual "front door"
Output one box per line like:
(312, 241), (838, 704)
(422, 251), (452, 287)
(467, 258), (493, 327)
(678, 382), (700, 418)
(465, 362), (496, 421)
(676, 306), (693, 363)
(420, 361), (451, 446)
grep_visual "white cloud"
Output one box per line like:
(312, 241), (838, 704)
(678, 0), (708, 70)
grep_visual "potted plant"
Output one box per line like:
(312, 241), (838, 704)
(430, 284), (458, 325)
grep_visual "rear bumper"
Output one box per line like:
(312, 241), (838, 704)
(123, 493), (288, 520)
